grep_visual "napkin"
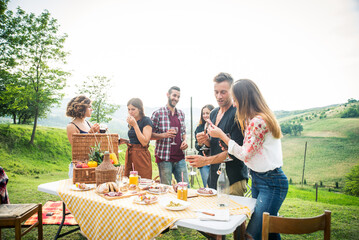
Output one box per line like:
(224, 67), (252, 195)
(196, 209), (230, 221)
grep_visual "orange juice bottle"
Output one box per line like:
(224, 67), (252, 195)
(129, 171), (139, 186)
(177, 182), (188, 201)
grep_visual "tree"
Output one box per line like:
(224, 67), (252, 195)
(1, 8), (70, 144)
(292, 123), (303, 136)
(347, 98), (358, 104)
(77, 76), (120, 123)
(280, 122), (292, 135)
(341, 105), (359, 118)
(345, 165), (359, 197)
(0, 0), (9, 15)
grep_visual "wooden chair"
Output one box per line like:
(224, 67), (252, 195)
(262, 210), (331, 240)
(0, 203), (43, 240)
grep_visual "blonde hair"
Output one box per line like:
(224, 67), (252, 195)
(232, 79), (282, 138)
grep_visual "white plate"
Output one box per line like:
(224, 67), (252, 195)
(148, 186), (170, 195)
(159, 197), (191, 211)
(139, 178), (154, 185)
(70, 184), (96, 191)
(197, 188), (217, 196)
(131, 196), (158, 205)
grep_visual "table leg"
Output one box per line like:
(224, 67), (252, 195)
(233, 222), (246, 240)
(54, 201), (80, 240)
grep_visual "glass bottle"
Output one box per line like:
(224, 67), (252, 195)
(129, 171), (139, 186)
(177, 182), (188, 201)
(217, 163), (230, 207)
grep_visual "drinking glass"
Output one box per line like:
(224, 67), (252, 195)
(170, 127), (178, 145)
(220, 133), (232, 162)
(185, 149), (197, 176)
(99, 124), (107, 133)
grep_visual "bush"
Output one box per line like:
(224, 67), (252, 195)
(341, 105), (359, 118)
(344, 165), (359, 196)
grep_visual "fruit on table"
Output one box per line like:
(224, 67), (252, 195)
(88, 161), (98, 168)
(109, 153), (118, 164)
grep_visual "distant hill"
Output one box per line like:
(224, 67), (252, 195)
(0, 98), (202, 139)
(0, 97), (347, 134)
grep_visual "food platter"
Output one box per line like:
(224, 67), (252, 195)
(196, 188), (217, 196)
(70, 184), (96, 191)
(159, 197), (191, 211)
(132, 195), (158, 205)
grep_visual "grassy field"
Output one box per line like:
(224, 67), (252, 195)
(1, 106), (359, 239)
(281, 117), (359, 186)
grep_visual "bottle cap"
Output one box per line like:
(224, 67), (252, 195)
(130, 171), (138, 175)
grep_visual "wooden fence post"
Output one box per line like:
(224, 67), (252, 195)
(301, 141), (307, 186)
(315, 183), (318, 202)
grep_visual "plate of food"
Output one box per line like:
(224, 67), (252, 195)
(70, 183), (96, 191)
(148, 184), (170, 194)
(139, 178), (154, 185)
(197, 188), (217, 196)
(159, 197), (191, 211)
(132, 194), (158, 205)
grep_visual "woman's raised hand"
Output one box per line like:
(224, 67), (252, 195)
(89, 123), (100, 133)
(127, 116), (137, 127)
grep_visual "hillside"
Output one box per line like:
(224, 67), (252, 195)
(277, 102), (359, 186)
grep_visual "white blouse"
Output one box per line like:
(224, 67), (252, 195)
(228, 116), (283, 172)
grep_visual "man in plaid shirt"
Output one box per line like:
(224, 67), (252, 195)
(151, 86), (189, 185)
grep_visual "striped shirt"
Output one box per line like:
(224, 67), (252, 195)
(151, 106), (186, 161)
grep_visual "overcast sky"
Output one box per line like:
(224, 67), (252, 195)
(8, 0), (359, 111)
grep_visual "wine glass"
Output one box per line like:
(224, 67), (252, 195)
(185, 149), (197, 176)
(219, 133), (233, 162)
(199, 123), (211, 156)
(170, 127), (178, 145)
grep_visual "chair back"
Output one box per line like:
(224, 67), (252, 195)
(262, 210), (331, 240)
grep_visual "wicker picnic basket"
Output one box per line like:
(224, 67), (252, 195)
(72, 133), (119, 184)
(95, 152), (117, 185)
(71, 133), (119, 162)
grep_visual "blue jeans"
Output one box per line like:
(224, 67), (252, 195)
(199, 165), (210, 187)
(246, 168), (288, 240)
(157, 159), (189, 186)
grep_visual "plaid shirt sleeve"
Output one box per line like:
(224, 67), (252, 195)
(151, 107), (171, 161)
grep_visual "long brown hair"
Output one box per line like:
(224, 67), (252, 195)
(127, 98), (145, 118)
(232, 79), (282, 138)
(198, 104), (215, 125)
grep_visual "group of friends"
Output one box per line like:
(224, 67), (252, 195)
(65, 72), (288, 240)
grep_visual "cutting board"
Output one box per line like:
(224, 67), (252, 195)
(96, 190), (146, 201)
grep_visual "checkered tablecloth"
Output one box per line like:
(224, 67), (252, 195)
(57, 179), (251, 240)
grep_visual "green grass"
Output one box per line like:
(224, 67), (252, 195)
(281, 117), (359, 186)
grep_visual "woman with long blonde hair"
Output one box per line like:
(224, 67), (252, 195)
(207, 79), (288, 240)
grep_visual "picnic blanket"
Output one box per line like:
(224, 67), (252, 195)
(24, 201), (78, 225)
(57, 179), (251, 240)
